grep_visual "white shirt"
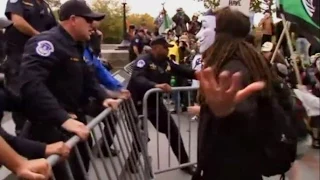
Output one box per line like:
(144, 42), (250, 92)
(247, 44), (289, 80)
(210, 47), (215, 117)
(293, 88), (320, 117)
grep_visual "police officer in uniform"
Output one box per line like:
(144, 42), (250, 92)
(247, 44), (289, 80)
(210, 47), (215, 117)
(129, 29), (145, 62)
(16, 1), (121, 179)
(127, 36), (197, 175)
(0, 18), (12, 68)
(89, 21), (103, 57)
(4, 0), (57, 134)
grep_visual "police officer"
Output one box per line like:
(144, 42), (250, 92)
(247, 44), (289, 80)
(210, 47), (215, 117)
(16, 0), (121, 179)
(0, 18), (12, 70)
(89, 20), (103, 57)
(127, 36), (197, 175)
(4, 0), (57, 134)
(129, 29), (145, 62)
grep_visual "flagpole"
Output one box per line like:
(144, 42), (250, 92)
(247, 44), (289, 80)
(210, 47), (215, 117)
(280, 14), (302, 85)
(270, 22), (290, 66)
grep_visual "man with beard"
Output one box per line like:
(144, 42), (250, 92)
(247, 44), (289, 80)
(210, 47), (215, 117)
(193, 7), (294, 180)
(127, 36), (196, 175)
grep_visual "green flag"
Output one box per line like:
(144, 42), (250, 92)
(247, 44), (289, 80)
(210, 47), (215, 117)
(277, 0), (320, 47)
(158, 9), (174, 35)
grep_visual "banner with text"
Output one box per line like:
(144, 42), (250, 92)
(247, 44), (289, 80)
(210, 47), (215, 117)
(219, 0), (250, 16)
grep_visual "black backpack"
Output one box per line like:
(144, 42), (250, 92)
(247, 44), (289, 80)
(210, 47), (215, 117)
(257, 79), (298, 178)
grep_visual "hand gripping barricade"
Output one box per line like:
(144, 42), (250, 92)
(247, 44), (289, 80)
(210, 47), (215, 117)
(142, 86), (199, 176)
(46, 98), (153, 180)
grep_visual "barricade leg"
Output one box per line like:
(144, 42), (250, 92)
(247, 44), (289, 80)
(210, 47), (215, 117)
(126, 99), (154, 179)
(142, 87), (199, 175)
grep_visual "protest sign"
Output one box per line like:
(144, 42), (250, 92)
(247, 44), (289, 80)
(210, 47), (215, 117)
(219, 0), (250, 16)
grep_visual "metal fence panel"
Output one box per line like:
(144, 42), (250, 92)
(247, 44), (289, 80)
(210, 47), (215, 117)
(46, 99), (153, 180)
(142, 86), (199, 175)
(124, 61), (136, 75)
(112, 69), (131, 89)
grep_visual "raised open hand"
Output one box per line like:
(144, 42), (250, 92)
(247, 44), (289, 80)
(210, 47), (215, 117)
(196, 67), (265, 117)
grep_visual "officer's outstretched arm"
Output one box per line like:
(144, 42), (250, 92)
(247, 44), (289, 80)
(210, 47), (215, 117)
(169, 60), (196, 79)
(19, 38), (69, 127)
(131, 59), (157, 91)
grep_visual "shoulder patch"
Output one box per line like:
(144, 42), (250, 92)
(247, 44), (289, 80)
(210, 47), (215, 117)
(35, 40), (54, 57)
(10, 0), (18, 3)
(136, 59), (146, 68)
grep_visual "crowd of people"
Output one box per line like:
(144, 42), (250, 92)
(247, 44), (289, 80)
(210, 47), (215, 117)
(126, 6), (320, 180)
(0, 1), (319, 180)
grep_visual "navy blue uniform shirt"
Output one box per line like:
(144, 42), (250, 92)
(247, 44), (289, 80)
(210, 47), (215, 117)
(127, 53), (196, 106)
(129, 35), (144, 61)
(5, 0), (57, 52)
(18, 25), (108, 126)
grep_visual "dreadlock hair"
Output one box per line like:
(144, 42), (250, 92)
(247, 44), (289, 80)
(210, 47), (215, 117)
(201, 7), (275, 101)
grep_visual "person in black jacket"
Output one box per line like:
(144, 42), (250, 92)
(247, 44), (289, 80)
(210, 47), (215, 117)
(192, 7), (286, 180)
(3, 0), (58, 134)
(127, 36), (197, 175)
(0, 89), (71, 160)
(0, 17), (71, 161)
(16, 1), (121, 179)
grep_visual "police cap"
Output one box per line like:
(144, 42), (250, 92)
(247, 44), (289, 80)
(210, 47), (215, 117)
(150, 36), (174, 48)
(0, 17), (12, 29)
(59, 0), (105, 21)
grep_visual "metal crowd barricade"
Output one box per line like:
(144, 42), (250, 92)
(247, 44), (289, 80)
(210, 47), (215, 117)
(124, 60), (136, 75)
(46, 99), (153, 180)
(142, 86), (199, 175)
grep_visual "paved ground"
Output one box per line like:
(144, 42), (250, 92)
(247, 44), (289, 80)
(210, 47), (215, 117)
(1, 111), (319, 180)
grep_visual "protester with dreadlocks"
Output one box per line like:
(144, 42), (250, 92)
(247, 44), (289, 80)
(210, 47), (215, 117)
(192, 7), (297, 180)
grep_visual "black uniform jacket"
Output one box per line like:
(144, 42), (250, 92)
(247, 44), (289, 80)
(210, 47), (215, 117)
(127, 53), (196, 107)
(18, 25), (108, 127)
(5, 0), (57, 52)
(194, 59), (288, 180)
(0, 90), (45, 161)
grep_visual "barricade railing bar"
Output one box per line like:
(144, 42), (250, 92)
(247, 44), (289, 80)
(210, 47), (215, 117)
(123, 60), (136, 75)
(142, 86), (199, 175)
(46, 99), (153, 180)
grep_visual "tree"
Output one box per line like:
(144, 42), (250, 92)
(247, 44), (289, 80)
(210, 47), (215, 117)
(52, 10), (59, 21)
(196, 0), (274, 13)
(91, 0), (126, 43)
(46, 0), (61, 7)
(127, 13), (155, 30)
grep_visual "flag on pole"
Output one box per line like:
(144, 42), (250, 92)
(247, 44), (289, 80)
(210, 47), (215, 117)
(158, 8), (175, 35)
(277, 0), (320, 48)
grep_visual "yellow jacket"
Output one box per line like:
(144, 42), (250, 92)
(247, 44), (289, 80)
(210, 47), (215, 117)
(168, 41), (179, 64)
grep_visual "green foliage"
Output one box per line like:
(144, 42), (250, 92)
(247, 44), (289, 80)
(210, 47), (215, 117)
(196, 0), (220, 9)
(92, 0), (154, 43)
(127, 13), (155, 30)
(52, 10), (59, 21)
(196, 0), (275, 13)
(92, 0), (129, 43)
(45, 0), (61, 8)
